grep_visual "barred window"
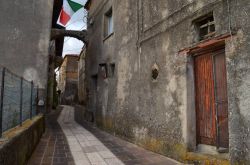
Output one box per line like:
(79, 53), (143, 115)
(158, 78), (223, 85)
(196, 14), (215, 41)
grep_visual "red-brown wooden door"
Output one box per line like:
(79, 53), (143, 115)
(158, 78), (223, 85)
(213, 50), (229, 148)
(195, 53), (217, 146)
(194, 48), (229, 148)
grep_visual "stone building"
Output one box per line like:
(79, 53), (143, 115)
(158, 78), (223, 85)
(58, 55), (79, 104)
(84, 0), (250, 164)
(78, 48), (87, 105)
(0, 1), (55, 105)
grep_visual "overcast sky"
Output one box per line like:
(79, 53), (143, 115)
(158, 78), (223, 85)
(62, 0), (87, 57)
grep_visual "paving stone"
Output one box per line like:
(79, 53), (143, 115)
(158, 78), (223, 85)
(105, 158), (124, 165)
(71, 151), (88, 161)
(86, 152), (105, 163)
(95, 145), (108, 151)
(74, 159), (91, 165)
(91, 162), (108, 165)
(82, 146), (97, 153)
(69, 145), (82, 152)
(99, 151), (116, 159)
(29, 105), (184, 165)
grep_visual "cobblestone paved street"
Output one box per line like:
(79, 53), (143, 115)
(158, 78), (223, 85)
(29, 106), (183, 165)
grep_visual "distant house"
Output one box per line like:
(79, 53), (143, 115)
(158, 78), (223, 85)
(58, 55), (79, 104)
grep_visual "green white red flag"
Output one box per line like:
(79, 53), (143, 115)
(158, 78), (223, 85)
(58, 0), (84, 26)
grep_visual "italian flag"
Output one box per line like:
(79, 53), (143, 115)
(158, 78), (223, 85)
(58, 0), (84, 26)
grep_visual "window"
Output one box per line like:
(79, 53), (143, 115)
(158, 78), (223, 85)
(104, 8), (113, 37)
(99, 63), (108, 79)
(109, 63), (115, 77)
(195, 14), (215, 41)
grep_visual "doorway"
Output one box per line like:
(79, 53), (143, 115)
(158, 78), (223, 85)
(194, 46), (229, 149)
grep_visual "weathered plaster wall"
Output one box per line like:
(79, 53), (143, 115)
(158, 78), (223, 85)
(86, 0), (250, 163)
(78, 51), (86, 104)
(58, 57), (67, 94)
(225, 0), (250, 164)
(0, 1), (53, 89)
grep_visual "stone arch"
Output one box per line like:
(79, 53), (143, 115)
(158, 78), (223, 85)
(51, 28), (88, 44)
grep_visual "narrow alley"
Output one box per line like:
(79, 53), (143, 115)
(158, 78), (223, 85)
(28, 106), (182, 165)
(1, 0), (250, 164)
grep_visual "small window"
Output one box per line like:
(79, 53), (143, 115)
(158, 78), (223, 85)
(99, 64), (108, 79)
(104, 8), (113, 37)
(109, 63), (115, 77)
(195, 14), (215, 41)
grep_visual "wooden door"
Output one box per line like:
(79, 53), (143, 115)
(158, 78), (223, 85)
(195, 53), (217, 146)
(194, 48), (229, 148)
(213, 50), (229, 148)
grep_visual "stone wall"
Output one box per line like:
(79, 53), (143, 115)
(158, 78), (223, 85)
(0, 1), (54, 110)
(58, 55), (79, 104)
(0, 116), (45, 165)
(85, 0), (250, 164)
(78, 50), (87, 105)
(0, 1), (53, 89)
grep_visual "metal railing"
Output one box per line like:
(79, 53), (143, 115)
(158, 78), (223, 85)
(0, 67), (39, 137)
